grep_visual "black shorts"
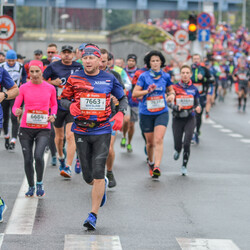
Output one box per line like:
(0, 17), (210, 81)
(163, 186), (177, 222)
(239, 84), (248, 94)
(19, 127), (50, 140)
(54, 108), (74, 128)
(74, 133), (111, 183)
(139, 112), (169, 133)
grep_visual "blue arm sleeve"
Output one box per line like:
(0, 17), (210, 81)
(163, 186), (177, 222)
(21, 65), (27, 84)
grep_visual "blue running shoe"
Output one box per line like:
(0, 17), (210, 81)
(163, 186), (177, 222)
(0, 198), (7, 223)
(25, 186), (35, 197)
(181, 166), (188, 176)
(59, 158), (66, 172)
(51, 156), (57, 166)
(75, 158), (81, 174)
(100, 177), (108, 207)
(60, 166), (72, 178)
(83, 213), (96, 230)
(194, 132), (199, 144)
(36, 183), (45, 197)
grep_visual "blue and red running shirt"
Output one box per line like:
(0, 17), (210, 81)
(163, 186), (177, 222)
(136, 70), (172, 115)
(172, 81), (200, 115)
(43, 60), (82, 110)
(61, 70), (125, 135)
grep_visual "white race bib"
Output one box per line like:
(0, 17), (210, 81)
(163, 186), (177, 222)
(80, 93), (106, 115)
(176, 95), (194, 109)
(26, 110), (48, 128)
(146, 96), (165, 112)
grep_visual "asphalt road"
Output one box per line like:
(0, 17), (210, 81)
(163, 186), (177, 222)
(0, 90), (250, 250)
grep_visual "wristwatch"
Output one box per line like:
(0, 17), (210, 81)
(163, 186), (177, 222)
(119, 110), (126, 116)
(52, 114), (57, 119)
(3, 92), (8, 100)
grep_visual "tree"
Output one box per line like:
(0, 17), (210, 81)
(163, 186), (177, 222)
(106, 9), (132, 31)
(16, 6), (42, 28)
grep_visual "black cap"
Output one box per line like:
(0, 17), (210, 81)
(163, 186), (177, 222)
(34, 49), (43, 55)
(17, 54), (26, 59)
(0, 51), (5, 56)
(108, 52), (114, 61)
(127, 54), (137, 62)
(61, 45), (73, 52)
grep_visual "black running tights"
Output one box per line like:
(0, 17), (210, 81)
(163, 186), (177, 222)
(20, 135), (49, 187)
(2, 99), (19, 138)
(172, 116), (196, 167)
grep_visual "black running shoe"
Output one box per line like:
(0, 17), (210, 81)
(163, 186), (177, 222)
(106, 171), (116, 188)
(5, 138), (9, 150)
(8, 142), (15, 150)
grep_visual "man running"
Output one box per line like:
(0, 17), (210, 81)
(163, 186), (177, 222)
(191, 54), (212, 144)
(43, 45), (82, 177)
(1, 49), (26, 150)
(42, 43), (58, 67)
(60, 43), (127, 230)
(121, 54), (139, 152)
(0, 66), (19, 222)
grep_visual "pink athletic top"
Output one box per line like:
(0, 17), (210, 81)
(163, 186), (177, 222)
(12, 80), (57, 129)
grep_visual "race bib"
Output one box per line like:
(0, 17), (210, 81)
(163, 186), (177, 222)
(176, 95), (194, 110)
(146, 95), (165, 112)
(26, 110), (48, 128)
(238, 73), (247, 80)
(220, 72), (226, 78)
(193, 83), (203, 94)
(57, 85), (64, 97)
(80, 93), (106, 115)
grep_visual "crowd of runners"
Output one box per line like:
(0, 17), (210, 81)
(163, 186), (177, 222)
(0, 27), (249, 229)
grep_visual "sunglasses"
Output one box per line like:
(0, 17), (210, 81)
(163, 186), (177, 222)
(48, 51), (55, 54)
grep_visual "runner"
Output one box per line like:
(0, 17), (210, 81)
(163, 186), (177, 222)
(191, 54), (212, 144)
(100, 48), (125, 188)
(1, 49), (27, 150)
(108, 53), (132, 91)
(121, 54), (139, 152)
(0, 197), (7, 222)
(132, 50), (174, 178)
(218, 57), (229, 102)
(41, 43), (58, 67)
(34, 50), (43, 61)
(0, 51), (5, 63)
(43, 45), (82, 177)
(12, 60), (57, 197)
(168, 65), (201, 176)
(233, 58), (250, 112)
(0, 65), (19, 222)
(60, 43), (127, 230)
(115, 58), (125, 68)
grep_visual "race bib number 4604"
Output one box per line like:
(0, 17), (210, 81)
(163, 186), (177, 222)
(176, 95), (194, 109)
(26, 110), (48, 128)
(80, 93), (106, 115)
(146, 96), (165, 112)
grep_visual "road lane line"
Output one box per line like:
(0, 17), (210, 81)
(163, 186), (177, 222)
(212, 124), (224, 128)
(0, 234), (4, 248)
(240, 139), (250, 143)
(228, 134), (243, 138)
(5, 152), (49, 235)
(176, 238), (240, 250)
(64, 235), (122, 250)
(220, 129), (233, 133)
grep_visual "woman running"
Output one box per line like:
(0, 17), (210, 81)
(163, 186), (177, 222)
(12, 60), (57, 197)
(132, 50), (174, 178)
(168, 65), (201, 176)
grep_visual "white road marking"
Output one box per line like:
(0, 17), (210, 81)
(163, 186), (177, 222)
(240, 139), (250, 143)
(0, 234), (4, 248)
(220, 129), (233, 133)
(176, 238), (240, 250)
(228, 134), (243, 138)
(203, 119), (215, 124)
(64, 235), (122, 250)
(5, 152), (49, 235)
(212, 124), (224, 128)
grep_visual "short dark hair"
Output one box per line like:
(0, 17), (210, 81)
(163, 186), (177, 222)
(180, 64), (192, 72)
(48, 43), (57, 48)
(144, 50), (165, 69)
(100, 48), (109, 55)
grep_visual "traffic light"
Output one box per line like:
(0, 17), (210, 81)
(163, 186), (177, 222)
(2, 5), (14, 19)
(188, 14), (197, 41)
